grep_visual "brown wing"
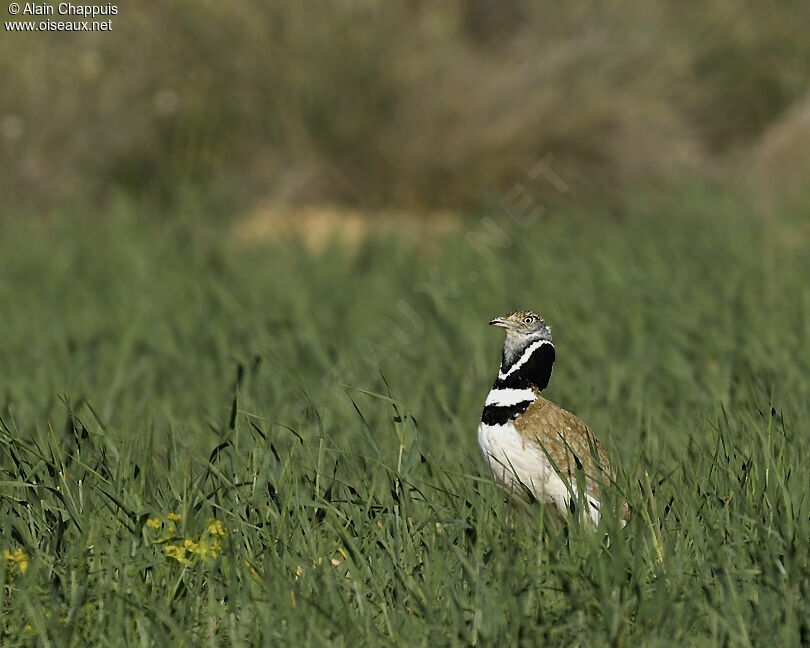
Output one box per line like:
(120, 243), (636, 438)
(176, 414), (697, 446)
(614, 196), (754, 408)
(513, 395), (614, 499)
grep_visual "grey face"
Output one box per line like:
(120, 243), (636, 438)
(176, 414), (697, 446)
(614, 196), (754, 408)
(489, 310), (553, 367)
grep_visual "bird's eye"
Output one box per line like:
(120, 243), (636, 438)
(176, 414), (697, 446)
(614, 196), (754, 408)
(523, 316), (534, 324)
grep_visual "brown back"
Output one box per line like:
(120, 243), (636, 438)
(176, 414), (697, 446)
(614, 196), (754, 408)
(513, 394), (615, 500)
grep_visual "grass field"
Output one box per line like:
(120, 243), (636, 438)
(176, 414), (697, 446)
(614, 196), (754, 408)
(2, 183), (809, 646)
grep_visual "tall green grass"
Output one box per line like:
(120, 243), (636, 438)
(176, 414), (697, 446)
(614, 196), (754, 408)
(1, 185), (809, 645)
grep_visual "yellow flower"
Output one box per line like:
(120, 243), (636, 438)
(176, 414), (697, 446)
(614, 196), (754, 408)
(2, 548), (29, 574)
(206, 518), (227, 537)
(145, 517), (162, 530)
(183, 538), (221, 559)
(163, 544), (190, 564)
(167, 512), (182, 522)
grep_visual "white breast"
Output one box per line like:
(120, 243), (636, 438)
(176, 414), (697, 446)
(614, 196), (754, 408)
(477, 420), (601, 524)
(484, 388), (536, 407)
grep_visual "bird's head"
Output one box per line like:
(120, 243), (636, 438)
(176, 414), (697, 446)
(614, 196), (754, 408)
(489, 310), (551, 341)
(489, 310), (553, 369)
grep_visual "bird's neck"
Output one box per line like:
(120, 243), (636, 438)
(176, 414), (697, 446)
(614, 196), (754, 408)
(481, 339), (555, 426)
(494, 338), (555, 391)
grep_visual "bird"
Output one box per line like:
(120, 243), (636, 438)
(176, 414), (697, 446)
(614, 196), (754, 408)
(477, 310), (618, 525)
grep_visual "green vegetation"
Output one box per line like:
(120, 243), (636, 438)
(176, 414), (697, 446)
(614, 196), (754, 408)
(3, 2), (810, 210)
(2, 184), (809, 645)
(4, 2), (809, 645)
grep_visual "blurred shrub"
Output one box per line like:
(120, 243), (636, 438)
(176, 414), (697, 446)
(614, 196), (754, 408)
(1, 0), (809, 212)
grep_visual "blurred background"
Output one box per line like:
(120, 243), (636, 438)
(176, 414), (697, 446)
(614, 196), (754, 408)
(2, 1), (809, 438)
(3, 0), (810, 221)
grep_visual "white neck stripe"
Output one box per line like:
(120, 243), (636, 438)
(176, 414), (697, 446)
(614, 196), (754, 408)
(485, 388), (536, 407)
(498, 339), (553, 380)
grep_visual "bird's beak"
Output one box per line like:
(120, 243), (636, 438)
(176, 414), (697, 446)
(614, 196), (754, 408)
(489, 316), (513, 329)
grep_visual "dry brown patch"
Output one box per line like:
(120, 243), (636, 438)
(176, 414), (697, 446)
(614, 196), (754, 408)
(231, 203), (461, 252)
(740, 92), (810, 219)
